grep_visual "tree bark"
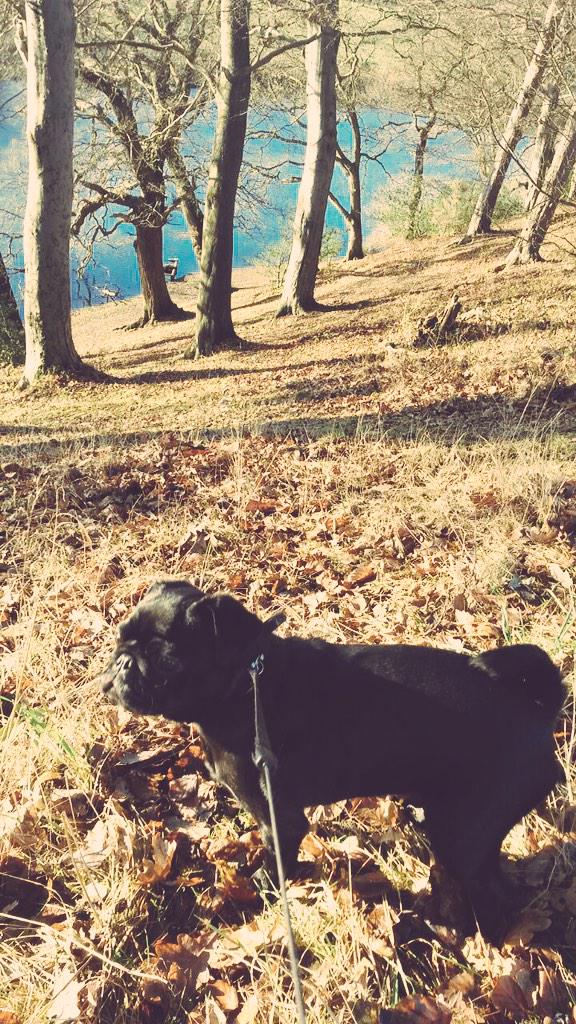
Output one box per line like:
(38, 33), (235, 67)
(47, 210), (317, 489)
(336, 108), (364, 260)
(463, 0), (567, 240)
(20, 0), (97, 385)
(345, 164), (363, 260)
(0, 251), (25, 366)
(78, 67), (185, 330)
(168, 148), (204, 263)
(277, 1), (340, 316)
(505, 102), (576, 266)
(133, 222), (182, 325)
(525, 82), (561, 210)
(188, 0), (250, 358)
(407, 113), (436, 240)
(131, 177), (183, 327)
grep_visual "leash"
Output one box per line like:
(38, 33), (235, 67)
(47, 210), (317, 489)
(249, 615), (307, 1024)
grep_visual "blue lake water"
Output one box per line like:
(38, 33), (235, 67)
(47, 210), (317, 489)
(0, 92), (472, 310)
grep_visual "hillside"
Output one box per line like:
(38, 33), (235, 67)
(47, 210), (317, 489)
(0, 223), (575, 1023)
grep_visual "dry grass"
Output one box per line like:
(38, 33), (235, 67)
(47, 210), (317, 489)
(0, 220), (575, 1023)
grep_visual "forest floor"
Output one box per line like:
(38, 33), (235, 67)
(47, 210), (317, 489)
(0, 217), (575, 1024)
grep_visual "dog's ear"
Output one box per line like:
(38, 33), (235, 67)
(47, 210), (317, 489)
(143, 579), (204, 603)
(185, 593), (261, 652)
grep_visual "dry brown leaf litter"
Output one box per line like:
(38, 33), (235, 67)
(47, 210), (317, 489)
(0, 224), (575, 1022)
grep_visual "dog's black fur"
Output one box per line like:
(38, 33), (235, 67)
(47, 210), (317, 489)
(99, 580), (565, 941)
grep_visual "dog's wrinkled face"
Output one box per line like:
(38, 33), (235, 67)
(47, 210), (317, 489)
(98, 580), (260, 722)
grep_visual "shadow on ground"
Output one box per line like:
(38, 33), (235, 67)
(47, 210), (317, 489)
(2, 383), (574, 458)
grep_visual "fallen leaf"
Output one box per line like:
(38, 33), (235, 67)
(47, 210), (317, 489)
(381, 994), (451, 1023)
(72, 815), (133, 870)
(77, 978), (121, 1022)
(454, 608), (475, 634)
(50, 788), (90, 817)
(209, 980), (239, 1012)
(0, 802), (40, 851)
(537, 966), (568, 1016)
(227, 572), (247, 591)
(138, 977), (172, 1021)
(300, 832), (328, 860)
(548, 562), (573, 589)
(217, 920), (282, 966)
(117, 746), (177, 768)
(246, 499), (277, 514)
(47, 967), (82, 1022)
(342, 564), (377, 589)
(84, 880), (109, 903)
(237, 993), (259, 1024)
(206, 1000), (227, 1024)
(215, 863), (259, 906)
(489, 975), (531, 1015)
(138, 833), (177, 885)
(154, 933), (213, 996)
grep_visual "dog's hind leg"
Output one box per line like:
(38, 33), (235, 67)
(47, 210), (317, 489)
(423, 760), (561, 942)
(423, 793), (521, 942)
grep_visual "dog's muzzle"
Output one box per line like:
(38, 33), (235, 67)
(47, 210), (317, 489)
(99, 651), (143, 706)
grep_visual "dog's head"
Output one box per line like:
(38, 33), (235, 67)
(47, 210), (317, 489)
(98, 580), (262, 722)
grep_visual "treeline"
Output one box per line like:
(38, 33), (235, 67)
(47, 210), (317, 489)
(0, 0), (575, 385)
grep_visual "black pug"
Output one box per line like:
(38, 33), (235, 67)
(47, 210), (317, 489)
(99, 579), (565, 941)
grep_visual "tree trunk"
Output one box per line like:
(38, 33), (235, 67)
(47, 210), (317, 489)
(464, 0), (567, 240)
(525, 82), (561, 210)
(505, 102), (576, 266)
(132, 218), (182, 327)
(345, 166), (363, 259)
(188, 0), (250, 358)
(277, 1), (340, 317)
(19, 0), (97, 385)
(330, 107), (364, 259)
(0, 251), (25, 366)
(343, 109), (363, 259)
(406, 114), (436, 240)
(168, 148), (204, 262)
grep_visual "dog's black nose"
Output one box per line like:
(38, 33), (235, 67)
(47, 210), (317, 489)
(99, 651), (134, 693)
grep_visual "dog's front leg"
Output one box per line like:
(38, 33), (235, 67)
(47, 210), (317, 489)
(216, 750), (308, 886)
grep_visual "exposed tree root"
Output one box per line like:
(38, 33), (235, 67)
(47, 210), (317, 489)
(18, 360), (111, 390)
(121, 304), (192, 331)
(276, 297), (323, 318)
(183, 331), (244, 359)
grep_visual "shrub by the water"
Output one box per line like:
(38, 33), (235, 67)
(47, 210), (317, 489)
(372, 175), (524, 240)
(259, 223), (344, 287)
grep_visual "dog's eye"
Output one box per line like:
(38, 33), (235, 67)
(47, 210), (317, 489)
(145, 638), (165, 657)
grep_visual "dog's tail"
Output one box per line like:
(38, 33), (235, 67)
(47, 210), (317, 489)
(471, 643), (565, 716)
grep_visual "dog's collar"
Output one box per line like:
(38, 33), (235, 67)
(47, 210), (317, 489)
(246, 613), (285, 775)
(246, 611), (286, 676)
(228, 611), (285, 693)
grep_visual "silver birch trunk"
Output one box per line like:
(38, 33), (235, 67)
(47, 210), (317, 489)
(505, 102), (576, 266)
(189, 0), (250, 358)
(464, 0), (567, 240)
(277, 1), (340, 317)
(525, 83), (561, 210)
(19, 0), (95, 385)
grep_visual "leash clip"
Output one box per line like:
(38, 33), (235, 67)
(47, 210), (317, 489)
(250, 653), (265, 677)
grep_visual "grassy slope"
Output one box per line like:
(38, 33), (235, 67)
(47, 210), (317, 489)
(0, 222), (575, 1023)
